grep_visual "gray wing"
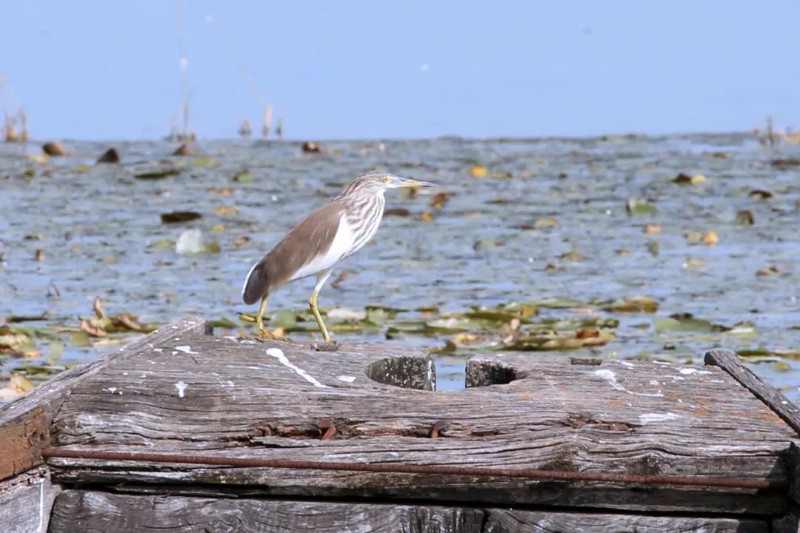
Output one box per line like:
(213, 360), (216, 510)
(242, 201), (344, 304)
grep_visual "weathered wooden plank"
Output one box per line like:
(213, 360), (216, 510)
(0, 466), (60, 533)
(0, 316), (210, 481)
(50, 491), (485, 533)
(705, 348), (800, 436)
(42, 328), (796, 514)
(0, 406), (49, 480)
(48, 491), (771, 533)
(483, 508), (768, 532)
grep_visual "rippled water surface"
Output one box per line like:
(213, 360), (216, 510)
(1, 134), (799, 399)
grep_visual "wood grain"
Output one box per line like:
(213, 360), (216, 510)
(705, 348), (800, 435)
(41, 324), (796, 514)
(0, 466), (60, 533)
(0, 317), (210, 482)
(49, 491), (769, 533)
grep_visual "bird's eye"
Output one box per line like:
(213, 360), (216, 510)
(381, 175), (390, 183)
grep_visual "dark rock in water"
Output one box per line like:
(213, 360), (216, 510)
(771, 158), (800, 170)
(96, 148), (121, 164)
(173, 143), (195, 156)
(42, 141), (70, 156)
(302, 141), (322, 154)
(161, 210), (203, 224)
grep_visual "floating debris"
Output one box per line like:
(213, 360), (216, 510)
(232, 169), (253, 183)
(42, 141), (70, 156)
(601, 296), (659, 313)
(749, 189), (773, 200)
(161, 211), (203, 224)
(468, 165), (488, 178)
(770, 158), (800, 170)
(175, 229), (221, 255)
(672, 173), (707, 185)
(302, 141), (322, 153)
(736, 210), (755, 225)
(135, 168), (182, 180)
(173, 143), (195, 156)
(96, 148), (121, 164)
(626, 198), (657, 215)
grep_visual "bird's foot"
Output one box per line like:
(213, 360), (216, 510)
(239, 313), (289, 341)
(254, 327), (289, 342)
(312, 340), (339, 352)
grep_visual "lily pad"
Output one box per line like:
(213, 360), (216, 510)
(626, 198), (658, 215)
(653, 315), (727, 333)
(365, 306), (404, 324)
(601, 296), (659, 313)
(135, 168), (181, 180)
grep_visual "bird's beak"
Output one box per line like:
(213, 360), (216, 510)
(391, 176), (435, 189)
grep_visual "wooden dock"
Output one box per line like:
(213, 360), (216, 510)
(2, 316), (800, 532)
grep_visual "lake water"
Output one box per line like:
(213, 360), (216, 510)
(1, 134), (799, 399)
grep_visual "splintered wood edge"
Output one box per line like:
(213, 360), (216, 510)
(0, 316), (210, 481)
(704, 348), (800, 437)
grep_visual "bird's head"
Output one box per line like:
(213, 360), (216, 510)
(341, 170), (434, 197)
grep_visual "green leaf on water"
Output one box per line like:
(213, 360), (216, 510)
(653, 315), (725, 333)
(496, 302), (539, 318)
(15, 364), (62, 376)
(192, 157), (221, 168)
(528, 298), (587, 309)
(5, 313), (48, 323)
(365, 306), (404, 324)
(626, 198), (658, 215)
(600, 296), (659, 313)
(461, 308), (524, 324)
(70, 331), (92, 347)
(203, 240), (222, 254)
(232, 169), (253, 183)
(737, 348), (772, 358)
(728, 321), (759, 337)
(270, 309), (298, 328)
(773, 361), (791, 372)
(208, 317), (238, 329)
(151, 239), (174, 250)
(48, 340), (64, 360)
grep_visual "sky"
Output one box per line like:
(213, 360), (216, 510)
(1, 1), (799, 141)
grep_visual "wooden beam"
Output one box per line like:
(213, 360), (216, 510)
(49, 491), (768, 533)
(0, 466), (60, 533)
(704, 348), (800, 436)
(0, 317), (211, 481)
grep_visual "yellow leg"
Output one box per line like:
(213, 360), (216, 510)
(254, 296), (285, 341)
(309, 290), (333, 343)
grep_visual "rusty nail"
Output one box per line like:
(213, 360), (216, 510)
(430, 420), (447, 438)
(318, 418), (336, 440)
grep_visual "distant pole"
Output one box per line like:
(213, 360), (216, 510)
(19, 109), (27, 141)
(262, 106), (272, 139)
(175, 0), (192, 141)
(239, 119), (252, 138)
(276, 117), (283, 140)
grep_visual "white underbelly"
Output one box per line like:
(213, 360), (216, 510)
(290, 213), (355, 281)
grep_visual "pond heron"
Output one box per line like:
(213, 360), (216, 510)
(242, 170), (434, 343)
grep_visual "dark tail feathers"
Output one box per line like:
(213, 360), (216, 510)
(242, 260), (268, 305)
